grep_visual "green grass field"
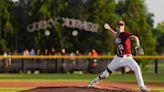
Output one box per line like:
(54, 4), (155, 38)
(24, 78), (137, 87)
(0, 73), (163, 92)
(146, 60), (164, 74)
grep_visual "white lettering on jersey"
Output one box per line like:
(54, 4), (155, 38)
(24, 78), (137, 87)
(115, 38), (121, 44)
(115, 34), (124, 56)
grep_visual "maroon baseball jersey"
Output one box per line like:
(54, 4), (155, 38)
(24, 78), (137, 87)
(115, 32), (132, 56)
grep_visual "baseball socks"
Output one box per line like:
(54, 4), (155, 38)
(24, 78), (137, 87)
(87, 76), (100, 87)
(87, 68), (112, 87)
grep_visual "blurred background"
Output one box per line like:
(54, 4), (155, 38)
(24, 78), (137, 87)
(0, 0), (163, 74)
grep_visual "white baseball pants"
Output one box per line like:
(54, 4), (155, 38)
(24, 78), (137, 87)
(100, 55), (145, 88)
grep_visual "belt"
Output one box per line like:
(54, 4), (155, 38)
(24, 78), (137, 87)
(117, 54), (131, 58)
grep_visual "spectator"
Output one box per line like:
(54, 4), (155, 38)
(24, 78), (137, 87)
(60, 48), (66, 72)
(91, 49), (98, 66)
(44, 49), (49, 55)
(30, 48), (36, 56)
(91, 49), (98, 57)
(75, 50), (80, 56)
(23, 49), (30, 56)
(70, 52), (76, 64)
(51, 48), (56, 55)
(61, 48), (66, 55)
(3, 51), (8, 56)
(88, 49), (98, 73)
(88, 52), (92, 73)
(50, 48), (57, 72)
(75, 50), (80, 65)
(36, 49), (41, 55)
(3, 51), (11, 69)
(35, 48), (41, 71)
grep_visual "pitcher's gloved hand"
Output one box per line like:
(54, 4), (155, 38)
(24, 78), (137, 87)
(135, 46), (144, 55)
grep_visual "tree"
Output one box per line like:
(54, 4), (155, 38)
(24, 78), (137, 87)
(18, 0), (117, 53)
(116, 0), (156, 55)
(154, 22), (164, 54)
(13, 0), (66, 52)
(116, 0), (157, 72)
(0, 0), (15, 52)
(84, 0), (117, 54)
(2, 0), (157, 56)
(60, 0), (117, 53)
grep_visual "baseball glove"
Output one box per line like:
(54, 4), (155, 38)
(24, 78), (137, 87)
(135, 46), (144, 55)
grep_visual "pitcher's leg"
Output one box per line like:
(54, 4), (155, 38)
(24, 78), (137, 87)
(121, 58), (149, 91)
(87, 56), (120, 87)
(129, 60), (150, 91)
(133, 63), (145, 87)
(99, 67), (112, 79)
(97, 56), (120, 80)
(125, 58), (145, 88)
(87, 68), (112, 87)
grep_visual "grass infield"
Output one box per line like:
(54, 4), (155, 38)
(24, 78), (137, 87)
(0, 73), (163, 92)
(0, 88), (29, 92)
(0, 73), (164, 82)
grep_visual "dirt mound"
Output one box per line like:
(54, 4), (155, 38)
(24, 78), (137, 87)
(21, 86), (137, 92)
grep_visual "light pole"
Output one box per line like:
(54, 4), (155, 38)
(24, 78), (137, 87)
(72, 30), (79, 50)
(45, 30), (50, 37)
(45, 29), (51, 49)
(72, 30), (78, 37)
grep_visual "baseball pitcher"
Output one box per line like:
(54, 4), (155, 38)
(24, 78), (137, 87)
(87, 20), (149, 92)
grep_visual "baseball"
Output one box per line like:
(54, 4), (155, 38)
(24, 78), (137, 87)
(104, 23), (109, 29)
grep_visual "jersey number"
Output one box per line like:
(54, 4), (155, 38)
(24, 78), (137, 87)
(117, 44), (124, 56)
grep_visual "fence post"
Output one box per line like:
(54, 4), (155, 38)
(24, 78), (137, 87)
(154, 58), (158, 74)
(121, 67), (125, 74)
(21, 59), (24, 73)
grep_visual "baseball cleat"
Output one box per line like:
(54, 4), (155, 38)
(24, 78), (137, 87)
(87, 80), (99, 88)
(140, 87), (150, 92)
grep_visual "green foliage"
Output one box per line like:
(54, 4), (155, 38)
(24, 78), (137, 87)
(156, 22), (164, 33)
(0, 39), (7, 52)
(116, 0), (156, 55)
(0, 0), (159, 56)
(0, 74), (164, 83)
(14, 0), (116, 53)
(81, 0), (116, 53)
(0, 0), (14, 52)
(116, 0), (157, 72)
(154, 22), (164, 54)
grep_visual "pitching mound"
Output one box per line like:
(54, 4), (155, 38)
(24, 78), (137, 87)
(21, 86), (137, 92)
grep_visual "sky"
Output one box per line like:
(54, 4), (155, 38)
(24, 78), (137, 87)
(12, 0), (164, 28)
(12, 0), (18, 2)
(145, 0), (164, 27)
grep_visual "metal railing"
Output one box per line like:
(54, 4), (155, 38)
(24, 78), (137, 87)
(0, 55), (164, 74)
(1, 55), (164, 59)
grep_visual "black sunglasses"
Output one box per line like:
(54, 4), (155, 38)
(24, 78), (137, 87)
(118, 23), (124, 26)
